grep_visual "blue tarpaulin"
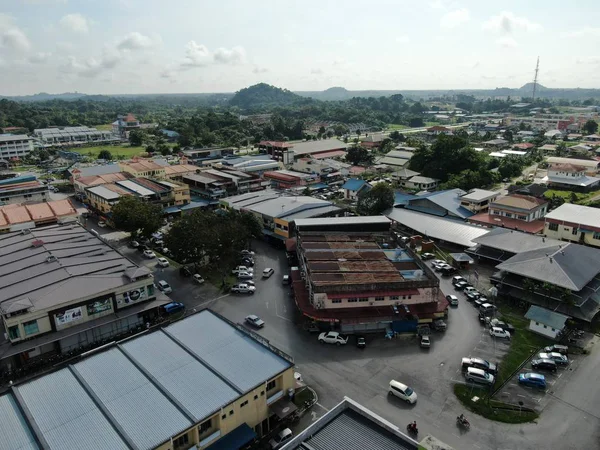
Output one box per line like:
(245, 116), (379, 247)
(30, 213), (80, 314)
(206, 423), (256, 450)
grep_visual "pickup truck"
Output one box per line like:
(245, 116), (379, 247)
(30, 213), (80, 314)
(318, 332), (348, 346)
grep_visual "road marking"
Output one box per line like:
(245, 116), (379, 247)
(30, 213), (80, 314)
(188, 293), (229, 311)
(473, 444), (482, 449)
(452, 433), (461, 439)
(315, 402), (329, 411)
(516, 394), (527, 398)
(265, 301), (269, 309)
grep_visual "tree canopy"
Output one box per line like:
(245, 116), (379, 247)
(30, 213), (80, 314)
(97, 149), (113, 160)
(357, 183), (394, 215)
(583, 119), (598, 135)
(345, 145), (374, 166)
(111, 196), (162, 239)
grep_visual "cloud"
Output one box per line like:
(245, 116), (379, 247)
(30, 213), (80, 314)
(440, 8), (470, 29)
(482, 11), (542, 33)
(396, 36), (410, 43)
(563, 27), (600, 38)
(576, 57), (600, 65)
(28, 52), (52, 64)
(213, 46), (246, 64)
(496, 36), (518, 48)
(311, 68), (324, 75)
(252, 66), (268, 74)
(1, 27), (31, 52)
(60, 13), (89, 33)
(181, 41), (212, 68)
(117, 32), (158, 51)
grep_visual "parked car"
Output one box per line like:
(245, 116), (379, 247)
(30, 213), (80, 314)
(490, 327), (511, 339)
(157, 280), (172, 294)
(461, 357), (498, 375)
(454, 280), (470, 291)
(465, 367), (495, 386)
(356, 336), (366, 349)
(452, 275), (466, 285)
(464, 286), (478, 295)
(446, 294), (459, 306)
(466, 291), (481, 302)
(241, 257), (254, 267)
(489, 319), (515, 334)
(519, 373), (547, 389)
(231, 283), (256, 294)
(193, 274), (205, 284)
(531, 358), (557, 373)
(473, 297), (485, 307)
(544, 344), (568, 355)
(129, 240), (140, 248)
(180, 265), (193, 277)
(157, 257), (169, 268)
(420, 335), (431, 348)
(262, 268), (275, 278)
(97, 221), (106, 228)
(143, 249), (156, 259)
(232, 265), (253, 275)
(388, 380), (418, 404)
(240, 249), (255, 257)
(441, 266), (457, 276)
(269, 428), (293, 449)
(245, 315), (265, 328)
(421, 252), (435, 260)
(318, 331), (348, 346)
(282, 275), (291, 285)
(539, 352), (569, 366)
(237, 272), (254, 280)
(433, 319), (447, 331)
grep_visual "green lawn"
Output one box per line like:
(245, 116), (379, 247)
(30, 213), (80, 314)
(386, 124), (409, 130)
(94, 124), (114, 131)
(71, 144), (145, 159)
(454, 385), (539, 424)
(543, 189), (597, 205)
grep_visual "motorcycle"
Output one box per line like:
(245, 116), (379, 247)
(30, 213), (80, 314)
(406, 423), (419, 435)
(456, 416), (470, 429)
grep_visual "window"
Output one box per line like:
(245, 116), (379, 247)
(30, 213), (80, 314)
(173, 434), (189, 449)
(517, 215), (527, 220)
(8, 325), (20, 340)
(408, 295), (412, 299)
(535, 321), (540, 326)
(199, 418), (212, 435)
(348, 298), (358, 303)
(594, 232), (600, 240)
(240, 400), (249, 408)
(543, 325), (547, 329)
(375, 296), (385, 301)
(229, 410), (234, 416)
(254, 395), (258, 400)
(572, 227), (578, 236)
(548, 223), (559, 231)
(331, 299), (342, 304)
(261, 391), (265, 396)
(402, 295), (406, 300)
(266, 379), (277, 391)
(147, 284), (155, 296)
(359, 297), (369, 302)
(23, 320), (39, 336)
(221, 414), (226, 420)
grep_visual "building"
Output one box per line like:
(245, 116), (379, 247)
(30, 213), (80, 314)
(292, 218), (447, 332)
(525, 305), (569, 340)
(220, 155), (280, 175)
(390, 167), (420, 183)
(0, 310), (296, 450)
(459, 189), (500, 213)
(427, 126), (452, 136)
(544, 203), (600, 248)
(263, 170), (320, 189)
(378, 150), (413, 168)
(402, 176), (438, 191)
(341, 178), (371, 200)
(181, 147), (235, 165)
(0, 199), (82, 232)
(183, 168), (268, 199)
(491, 243), (600, 322)
(360, 134), (385, 149)
(501, 150), (527, 157)
(482, 138), (509, 148)
(513, 142), (535, 151)
(282, 397), (423, 450)
(0, 134), (34, 161)
(583, 134), (600, 142)
(162, 163), (200, 180)
(69, 163), (122, 180)
(292, 157), (345, 180)
(546, 157), (599, 175)
(0, 223), (166, 372)
(221, 191), (343, 240)
(403, 189), (472, 219)
(34, 126), (119, 147)
(544, 163), (600, 190)
(539, 144), (558, 154)
(466, 227), (562, 263)
(506, 116), (573, 131)
(73, 172), (134, 193)
(0, 174), (49, 205)
(119, 160), (167, 178)
(468, 194), (548, 234)
(112, 113), (141, 138)
(545, 129), (564, 139)
(257, 141), (294, 162)
(289, 139), (348, 160)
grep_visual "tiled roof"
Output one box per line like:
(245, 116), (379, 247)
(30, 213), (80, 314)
(491, 194), (547, 210)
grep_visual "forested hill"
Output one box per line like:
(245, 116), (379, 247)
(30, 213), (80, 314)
(229, 83), (311, 110)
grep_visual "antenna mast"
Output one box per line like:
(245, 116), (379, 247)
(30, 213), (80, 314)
(531, 56), (540, 101)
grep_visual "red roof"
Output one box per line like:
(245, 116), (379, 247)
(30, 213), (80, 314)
(263, 171), (300, 182)
(327, 289), (420, 299)
(468, 212), (546, 234)
(513, 143), (535, 150)
(311, 150), (347, 160)
(427, 126), (450, 131)
(259, 140), (293, 149)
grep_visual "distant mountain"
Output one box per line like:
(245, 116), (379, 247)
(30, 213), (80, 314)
(0, 92), (88, 102)
(296, 87), (406, 101)
(229, 83), (306, 110)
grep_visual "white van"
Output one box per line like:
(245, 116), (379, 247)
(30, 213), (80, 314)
(157, 280), (172, 294)
(479, 303), (496, 314)
(388, 380), (418, 404)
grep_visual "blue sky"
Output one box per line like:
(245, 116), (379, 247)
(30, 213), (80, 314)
(0, 0), (599, 95)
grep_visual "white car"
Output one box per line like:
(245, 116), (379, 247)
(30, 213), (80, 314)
(193, 274), (205, 284)
(245, 315), (265, 328)
(231, 283), (256, 294)
(262, 268), (275, 278)
(143, 249), (156, 259)
(318, 331), (348, 346)
(157, 280), (172, 294)
(97, 221), (106, 228)
(232, 265), (253, 275)
(465, 367), (495, 386)
(388, 380), (418, 404)
(490, 326), (511, 339)
(157, 257), (169, 268)
(269, 428), (293, 449)
(464, 286), (478, 295)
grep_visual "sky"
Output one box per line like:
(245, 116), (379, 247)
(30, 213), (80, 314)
(1, 0), (599, 95)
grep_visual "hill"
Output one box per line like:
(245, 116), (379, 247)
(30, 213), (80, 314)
(229, 83), (306, 110)
(0, 92), (88, 102)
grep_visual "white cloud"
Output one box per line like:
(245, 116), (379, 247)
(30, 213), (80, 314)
(563, 27), (600, 38)
(576, 56), (600, 65)
(117, 32), (157, 51)
(60, 13), (89, 34)
(28, 52), (52, 64)
(252, 66), (268, 74)
(311, 68), (323, 75)
(213, 46), (246, 64)
(440, 8), (470, 29)
(496, 36), (518, 48)
(61, 50), (123, 78)
(482, 11), (542, 33)
(396, 36), (410, 43)
(181, 41), (212, 68)
(1, 27), (31, 52)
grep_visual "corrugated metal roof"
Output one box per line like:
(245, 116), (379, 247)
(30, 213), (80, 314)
(122, 330), (239, 420)
(116, 180), (155, 197)
(74, 348), (193, 450)
(17, 369), (129, 450)
(525, 305), (569, 329)
(295, 216), (391, 227)
(167, 312), (292, 392)
(385, 207), (488, 247)
(545, 203), (600, 229)
(471, 227), (561, 253)
(0, 394), (39, 450)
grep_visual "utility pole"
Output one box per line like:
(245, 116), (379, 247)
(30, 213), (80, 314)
(531, 57), (540, 102)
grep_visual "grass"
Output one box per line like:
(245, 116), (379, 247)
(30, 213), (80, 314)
(543, 189), (598, 205)
(71, 144), (145, 159)
(94, 124), (114, 131)
(386, 124), (409, 131)
(454, 385), (539, 424)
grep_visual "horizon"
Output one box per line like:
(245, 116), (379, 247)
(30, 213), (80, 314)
(1, 1), (600, 96)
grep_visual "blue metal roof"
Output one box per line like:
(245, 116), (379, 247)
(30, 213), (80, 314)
(163, 205), (181, 214)
(393, 192), (417, 206)
(0, 395), (39, 450)
(525, 306), (569, 330)
(341, 178), (369, 192)
(406, 189), (474, 219)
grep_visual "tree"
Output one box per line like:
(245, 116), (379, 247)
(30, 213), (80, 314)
(583, 120), (598, 135)
(318, 126), (326, 135)
(98, 149), (113, 160)
(356, 183), (394, 215)
(408, 117), (424, 128)
(112, 196), (162, 239)
(129, 130), (145, 146)
(345, 145), (373, 166)
(503, 129), (514, 143)
(389, 130), (402, 142)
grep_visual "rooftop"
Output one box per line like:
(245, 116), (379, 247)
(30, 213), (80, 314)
(406, 189), (472, 219)
(461, 188), (500, 202)
(295, 216), (391, 228)
(291, 139), (347, 156)
(525, 305), (569, 330)
(491, 194), (547, 210)
(470, 227), (561, 253)
(0, 310), (293, 450)
(408, 175), (438, 184)
(550, 163), (587, 172)
(341, 178), (370, 191)
(0, 199), (79, 228)
(0, 224), (144, 314)
(546, 157), (599, 169)
(0, 134), (32, 142)
(70, 164), (121, 178)
(544, 203), (600, 229)
(468, 213), (546, 234)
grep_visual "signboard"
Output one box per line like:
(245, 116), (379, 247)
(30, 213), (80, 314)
(86, 299), (112, 315)
(118, 286), (146, 308)
(55, 307), (83, 326)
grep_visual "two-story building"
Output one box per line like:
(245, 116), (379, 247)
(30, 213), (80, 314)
(468, 194), (548, 234)
(459, 189), (500, 213)
(0, 174), (49, 205)
(544, 203), (600, 248)
(341, 178), (371, 200)
(0, 310), (297, 450)
(544, 163), (600, 191)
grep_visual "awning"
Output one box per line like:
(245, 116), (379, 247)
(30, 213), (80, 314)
(205, 423), (256, 450)
(163, 206), (181, 214)
(270, 397), (298, 420)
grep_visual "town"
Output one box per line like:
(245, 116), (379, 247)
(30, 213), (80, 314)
(1, 3), (600, 449)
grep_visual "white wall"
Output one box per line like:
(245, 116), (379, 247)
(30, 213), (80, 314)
(529, 320), (561, 339)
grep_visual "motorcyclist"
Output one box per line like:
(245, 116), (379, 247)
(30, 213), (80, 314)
(409, 421), (417, 432)
(458, 414), (469, 425)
